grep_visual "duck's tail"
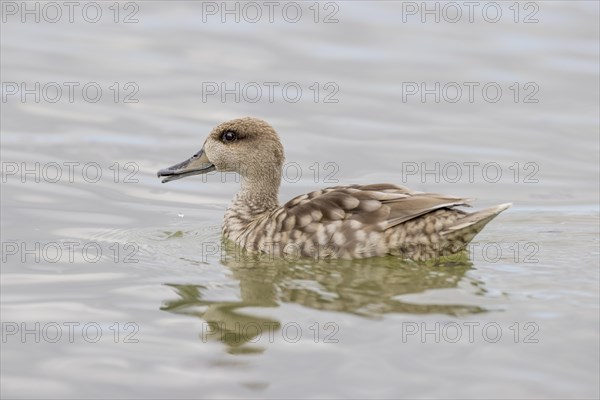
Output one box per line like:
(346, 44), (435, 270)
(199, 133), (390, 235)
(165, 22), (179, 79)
(391, 203), (511, 261)
(441, 203), (512, 245)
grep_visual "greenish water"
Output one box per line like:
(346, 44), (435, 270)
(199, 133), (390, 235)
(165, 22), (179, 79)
(1, 2), (599, 399)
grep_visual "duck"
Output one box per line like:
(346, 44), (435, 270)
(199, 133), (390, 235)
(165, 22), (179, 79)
(157, 117), (511, 261)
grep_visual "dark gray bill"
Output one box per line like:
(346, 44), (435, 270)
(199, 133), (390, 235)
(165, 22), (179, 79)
(157, 148), (215, 183)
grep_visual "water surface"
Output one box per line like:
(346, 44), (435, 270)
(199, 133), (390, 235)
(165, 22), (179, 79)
(1, 2), (599, 398)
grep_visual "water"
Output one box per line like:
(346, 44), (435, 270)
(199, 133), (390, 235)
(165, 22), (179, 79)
(1, 1), (599, 398)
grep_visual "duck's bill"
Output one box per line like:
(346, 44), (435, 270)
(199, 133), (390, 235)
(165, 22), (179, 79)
(157, 148), (216, 183)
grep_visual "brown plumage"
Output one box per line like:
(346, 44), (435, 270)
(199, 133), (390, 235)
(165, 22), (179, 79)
(158, 117), (511, 261)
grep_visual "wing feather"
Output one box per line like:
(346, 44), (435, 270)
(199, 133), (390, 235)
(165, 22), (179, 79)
(283, 184), (471, 232)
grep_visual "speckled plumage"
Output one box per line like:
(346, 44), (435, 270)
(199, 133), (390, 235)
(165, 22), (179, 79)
(223, 183), (510, 261)
(158, 117), (511, 261)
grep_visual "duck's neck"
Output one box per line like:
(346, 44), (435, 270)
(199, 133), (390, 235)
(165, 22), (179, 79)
(237, 173), (281, 213)
(223, 171), (281, 239)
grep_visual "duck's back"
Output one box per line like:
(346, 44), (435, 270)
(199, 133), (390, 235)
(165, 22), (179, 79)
(231, 184), (510, 261)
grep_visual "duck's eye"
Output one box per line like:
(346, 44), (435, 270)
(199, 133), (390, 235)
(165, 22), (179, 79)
(221, 131), (237, 143)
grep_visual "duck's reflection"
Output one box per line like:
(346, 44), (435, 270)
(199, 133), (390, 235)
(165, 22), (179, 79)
(161, 242), (484, 354)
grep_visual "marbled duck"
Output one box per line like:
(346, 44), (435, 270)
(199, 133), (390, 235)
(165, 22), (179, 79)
(157, 117), (511, 261)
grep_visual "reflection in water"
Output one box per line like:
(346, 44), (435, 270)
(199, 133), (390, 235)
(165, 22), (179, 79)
(162, 284), (280, 354)
(161, 241), (485, 353)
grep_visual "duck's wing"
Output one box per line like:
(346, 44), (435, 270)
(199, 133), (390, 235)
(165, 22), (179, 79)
(281, 183), (472, 232)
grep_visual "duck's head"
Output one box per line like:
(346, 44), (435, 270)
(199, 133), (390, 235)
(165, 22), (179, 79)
(157, 117), (285, 183)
